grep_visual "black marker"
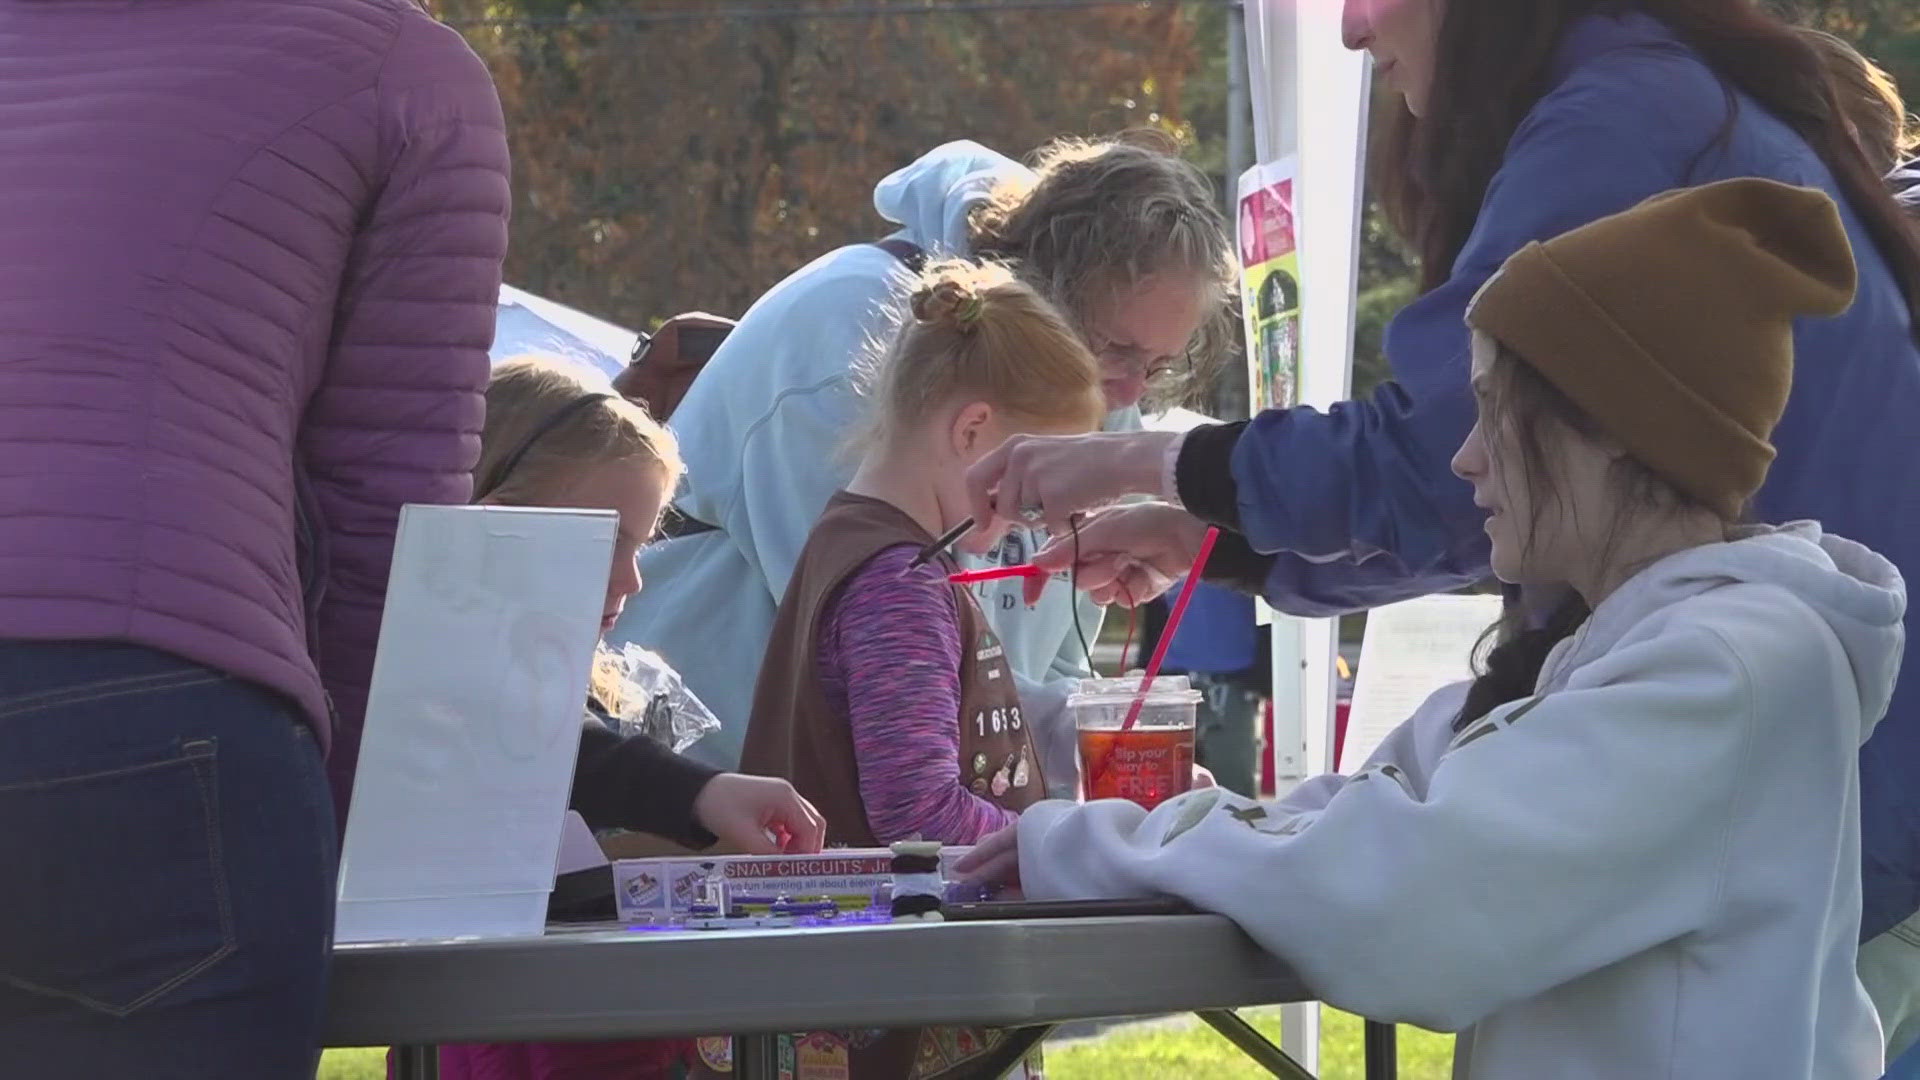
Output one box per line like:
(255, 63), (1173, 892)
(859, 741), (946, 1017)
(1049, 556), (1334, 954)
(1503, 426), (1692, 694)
(902, 516), (975, 575)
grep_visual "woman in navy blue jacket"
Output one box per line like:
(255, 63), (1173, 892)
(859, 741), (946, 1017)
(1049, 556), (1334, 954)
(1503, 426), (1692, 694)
(966, 0), (1920, 1054)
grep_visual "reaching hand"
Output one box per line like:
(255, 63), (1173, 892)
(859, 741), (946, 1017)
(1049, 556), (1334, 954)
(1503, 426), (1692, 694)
(1024, 502), (1211, 607)
(691, 773), (827, 855)
(962, 430), (1178, 551)
(953, 823), (1021, 889)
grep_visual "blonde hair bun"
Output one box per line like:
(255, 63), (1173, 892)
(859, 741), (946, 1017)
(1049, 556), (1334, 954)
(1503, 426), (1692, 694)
(866, 258), (1107, 447)
(910, 273), (987, 333)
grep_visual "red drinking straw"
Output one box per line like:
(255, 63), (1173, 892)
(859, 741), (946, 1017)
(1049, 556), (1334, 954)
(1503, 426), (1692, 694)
(947, 564), (1049, 586)
(1086, 527), (1221, 791)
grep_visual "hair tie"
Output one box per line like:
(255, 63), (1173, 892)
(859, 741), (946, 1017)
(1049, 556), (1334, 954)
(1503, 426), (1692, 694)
(956, 293), (986, 327)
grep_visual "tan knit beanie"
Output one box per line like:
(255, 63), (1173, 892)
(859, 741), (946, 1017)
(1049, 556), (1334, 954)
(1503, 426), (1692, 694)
(1466, 178), (1858, 518)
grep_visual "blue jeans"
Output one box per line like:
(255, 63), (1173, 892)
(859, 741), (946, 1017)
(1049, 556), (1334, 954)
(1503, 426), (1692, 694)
(0, 642), (337, 1079)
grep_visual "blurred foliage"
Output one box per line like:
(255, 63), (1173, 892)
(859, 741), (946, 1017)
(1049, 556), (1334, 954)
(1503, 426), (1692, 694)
(438, 0), (1204, 335)
(437, 0), (1918, 408)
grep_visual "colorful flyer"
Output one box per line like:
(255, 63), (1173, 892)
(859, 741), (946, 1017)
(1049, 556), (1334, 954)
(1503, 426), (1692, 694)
(1237, 157), (1301, 411)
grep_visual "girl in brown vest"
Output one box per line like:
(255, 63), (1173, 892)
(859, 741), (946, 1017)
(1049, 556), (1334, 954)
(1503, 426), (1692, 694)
(739, 261), (1105, 1079)
(743, 259), (1105, 847)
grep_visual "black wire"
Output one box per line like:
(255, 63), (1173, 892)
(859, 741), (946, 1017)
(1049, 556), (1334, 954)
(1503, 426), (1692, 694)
(1068, 513), (1096, 674)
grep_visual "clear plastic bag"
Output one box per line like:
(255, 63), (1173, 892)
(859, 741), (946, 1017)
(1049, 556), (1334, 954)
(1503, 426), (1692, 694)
(591, 642), (721, 752)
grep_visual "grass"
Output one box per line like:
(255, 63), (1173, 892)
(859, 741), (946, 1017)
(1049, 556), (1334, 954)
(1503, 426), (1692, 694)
(318, 1009), (1452, 1078)
(1047, 1009), (1452, 1080)
(320, 1047), (382, 1080)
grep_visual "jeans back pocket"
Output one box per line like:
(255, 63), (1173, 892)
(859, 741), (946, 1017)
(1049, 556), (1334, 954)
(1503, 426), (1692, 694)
(0, 737), (235, 1016)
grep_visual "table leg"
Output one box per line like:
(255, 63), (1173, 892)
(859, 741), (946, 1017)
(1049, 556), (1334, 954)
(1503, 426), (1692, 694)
(1363, 1021), (1398, 1080)
(390, 1045), (439, 1080)
(985, 1025), (1052, 1078)
(1196, 1010), (1315, 1080)
(734, 1034), (780, 1080)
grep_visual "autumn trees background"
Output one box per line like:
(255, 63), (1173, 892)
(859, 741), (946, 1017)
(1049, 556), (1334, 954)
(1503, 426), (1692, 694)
(436, 0), (1920, 412)
(440, 2), (1205, 325)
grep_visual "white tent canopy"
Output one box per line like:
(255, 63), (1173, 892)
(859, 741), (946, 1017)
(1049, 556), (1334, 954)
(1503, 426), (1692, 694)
(492, 283), (636, 380)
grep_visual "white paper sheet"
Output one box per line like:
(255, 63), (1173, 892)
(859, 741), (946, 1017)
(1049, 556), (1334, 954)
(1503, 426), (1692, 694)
(1339, 593), (1504, 772)
(336, 504), (616, 943)
(555, 810), (608, 876)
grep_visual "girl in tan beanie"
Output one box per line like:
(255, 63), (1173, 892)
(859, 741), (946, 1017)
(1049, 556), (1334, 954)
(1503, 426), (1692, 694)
(966, 180), (1906, 1079)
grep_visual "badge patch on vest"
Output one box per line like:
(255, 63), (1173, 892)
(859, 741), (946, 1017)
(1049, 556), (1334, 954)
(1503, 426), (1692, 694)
(790, 1031), (849, 1080)
(910, 1025), (1012, 1080)
(975, 632), (1003, 664)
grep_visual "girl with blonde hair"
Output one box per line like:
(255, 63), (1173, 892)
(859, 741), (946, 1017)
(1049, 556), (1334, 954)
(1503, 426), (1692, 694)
(739, 260), (1108, 1080)
(428, 357), (824, 1080)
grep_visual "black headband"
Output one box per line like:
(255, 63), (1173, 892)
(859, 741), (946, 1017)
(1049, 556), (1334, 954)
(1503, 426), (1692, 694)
(475, 392), (615, 501)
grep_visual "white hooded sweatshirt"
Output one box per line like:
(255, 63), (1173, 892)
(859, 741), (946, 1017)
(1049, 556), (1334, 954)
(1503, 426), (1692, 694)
(615, 141), (1130, 783)
(1020, 523), (1904, 1079)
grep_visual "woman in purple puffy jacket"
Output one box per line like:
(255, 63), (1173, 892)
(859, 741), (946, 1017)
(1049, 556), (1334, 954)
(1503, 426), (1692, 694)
(0, 1), (509, 1074)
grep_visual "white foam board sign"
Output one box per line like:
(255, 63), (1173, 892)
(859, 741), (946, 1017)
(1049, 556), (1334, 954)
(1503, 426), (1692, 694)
(336, 504), (615, 943)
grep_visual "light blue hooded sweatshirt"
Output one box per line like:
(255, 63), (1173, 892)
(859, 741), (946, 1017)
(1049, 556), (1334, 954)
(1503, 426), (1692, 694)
(613, 141), (1128, 790)
(1023, 523), (1904, 1078)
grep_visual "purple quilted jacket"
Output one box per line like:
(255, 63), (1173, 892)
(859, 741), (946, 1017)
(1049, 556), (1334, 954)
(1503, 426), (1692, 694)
(0, 0), (510, 811)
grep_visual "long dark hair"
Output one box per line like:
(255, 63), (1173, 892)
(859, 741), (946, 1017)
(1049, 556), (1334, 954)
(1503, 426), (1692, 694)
(1452, 340), (1729, 730)
(1374, 0), (1920, 346)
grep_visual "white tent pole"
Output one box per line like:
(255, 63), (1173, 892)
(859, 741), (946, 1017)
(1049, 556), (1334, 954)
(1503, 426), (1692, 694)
(1243, 0), (1371, 1067)
(1242, 0), (1312, 1064)
(1295, 0), (1373, 781)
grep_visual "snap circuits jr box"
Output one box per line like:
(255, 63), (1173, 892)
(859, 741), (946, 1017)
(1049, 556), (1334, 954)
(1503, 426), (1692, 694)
(612, 848), (976, 925)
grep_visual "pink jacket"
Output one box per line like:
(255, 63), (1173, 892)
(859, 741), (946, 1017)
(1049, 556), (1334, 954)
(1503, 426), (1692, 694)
(0, 0), (510, 811)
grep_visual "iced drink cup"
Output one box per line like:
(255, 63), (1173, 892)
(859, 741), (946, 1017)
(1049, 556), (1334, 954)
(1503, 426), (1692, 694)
(1071, 675), (1202, 810)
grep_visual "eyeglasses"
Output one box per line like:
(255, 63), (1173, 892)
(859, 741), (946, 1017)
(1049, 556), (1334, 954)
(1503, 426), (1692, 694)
(1088, 334), (1196, 386)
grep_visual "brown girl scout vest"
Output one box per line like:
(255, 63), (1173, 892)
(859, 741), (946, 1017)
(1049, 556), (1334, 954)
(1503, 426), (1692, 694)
(740, 491), (1047, 1080)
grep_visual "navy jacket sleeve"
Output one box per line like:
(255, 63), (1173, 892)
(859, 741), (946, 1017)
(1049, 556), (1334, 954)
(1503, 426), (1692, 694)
(1180, 72), (1684, 616)
(572, 706), (721, 846)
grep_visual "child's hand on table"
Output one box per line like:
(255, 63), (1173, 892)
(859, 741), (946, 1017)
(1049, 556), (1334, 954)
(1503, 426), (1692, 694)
(954, 771), (1208, 891)
(692, 774), (827, 855)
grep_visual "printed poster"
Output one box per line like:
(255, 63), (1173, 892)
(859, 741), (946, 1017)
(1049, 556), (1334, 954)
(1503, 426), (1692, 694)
(1339, 593), (1504, 772)
(1237, 157), (1301, 411)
